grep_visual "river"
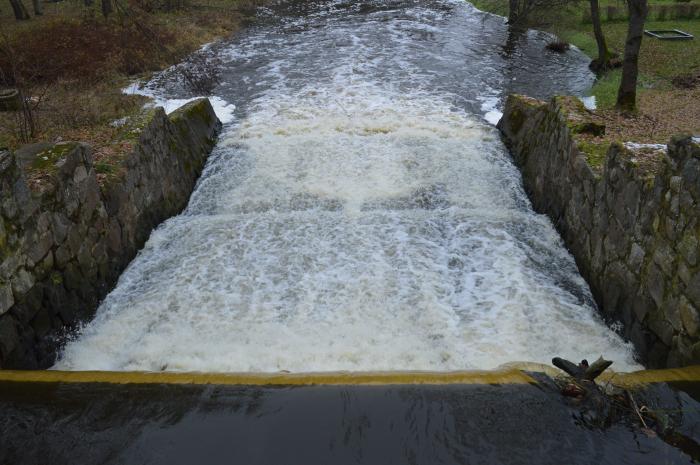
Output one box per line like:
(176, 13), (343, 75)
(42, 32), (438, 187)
(54, 0), (640, 372)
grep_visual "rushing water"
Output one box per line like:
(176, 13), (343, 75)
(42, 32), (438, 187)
(55, 0), (640, 372)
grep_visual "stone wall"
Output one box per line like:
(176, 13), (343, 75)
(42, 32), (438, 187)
(0, 98), (221, 368)
(498, 94), (700, 368)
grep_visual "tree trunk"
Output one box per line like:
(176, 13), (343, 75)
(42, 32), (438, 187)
(101, 0), (112, 16)
(589, 0), (612, 71)
(508, 0), (521, 24)
(616, 0), (648, 112)
(32, 0), (42, 15)
(8, 0), (31, 20)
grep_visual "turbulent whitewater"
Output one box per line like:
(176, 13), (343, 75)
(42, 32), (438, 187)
(55, 0), (640, 372)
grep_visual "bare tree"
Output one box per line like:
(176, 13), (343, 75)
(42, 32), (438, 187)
(8, 0), (31, 20)
(589, 0), (614, 71)
(508, 0), (523, 24)
(506, 0), (578, 27)
(616, 0), (648, 112)
(101, 0), (113, 17)
(0, 30), (37, 143)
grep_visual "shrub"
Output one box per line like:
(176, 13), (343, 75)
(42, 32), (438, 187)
(656, 5), (668, 21)
(606, 5), (622, 21)
(546, 40), (571, 52)
(0, 14), (177, 87)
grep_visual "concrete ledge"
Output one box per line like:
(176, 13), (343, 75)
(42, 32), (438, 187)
(0, 365), (698, 386)
(0, 368), (537, 385)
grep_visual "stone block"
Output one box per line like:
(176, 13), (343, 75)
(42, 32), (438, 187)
(0, 98), (220, 368)
(30, 307), (52, 338)
(678, 231), (698, 267)
(662, 295), (682, 332)
(687, 272), (700, 309)
(652, 242), (676, 277)
(681, 157), (700, 201)
(54, 242), (72, 268)
(627, 243), (645, 271)
(646, 263), (665, 308)
(0, 282), (13, 315)
(649, 317), (674, 347)
(632, 293), (655, 323)
(0, 315), (19, 362)
(680, 296), (700, 337)
(11, 268), (35, 299)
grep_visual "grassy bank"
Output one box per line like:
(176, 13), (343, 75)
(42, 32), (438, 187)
(470, 0), (700, 142)
(0, 0), (263, 151)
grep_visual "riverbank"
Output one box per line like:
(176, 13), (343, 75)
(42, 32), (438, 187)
(469, 0), (700, 143)
(499, 94), (700, 367)
(0, 0), (262, 152)
(0, 98), (221, 368)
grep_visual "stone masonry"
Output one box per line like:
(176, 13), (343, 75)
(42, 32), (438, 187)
(0, 98), (221, 368)
(498, 94), (700, 368)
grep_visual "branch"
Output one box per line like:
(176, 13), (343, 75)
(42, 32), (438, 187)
(552, 356), (613, 381)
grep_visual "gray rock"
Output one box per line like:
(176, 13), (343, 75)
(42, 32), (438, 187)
(0, 315), (19, 362)
(687, 272), (700, 309)
(680, 296), (700, 337)
(11, 268), (35, 299)
(499, 94), (700, 368)
(628, 242), (645, 271)
(678, 231), (698, 267)
(0, 283), (14, 315)
(652, 241), (675, 277)
(0, 98), (220, 368)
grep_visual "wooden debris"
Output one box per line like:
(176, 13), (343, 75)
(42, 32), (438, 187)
(552, 356), (612, 381)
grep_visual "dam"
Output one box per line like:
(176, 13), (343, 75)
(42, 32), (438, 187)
(2, 1), (699, 464)
(53, 0), (638, 373)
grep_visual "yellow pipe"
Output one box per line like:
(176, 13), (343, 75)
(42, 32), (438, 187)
(599, 365), (700, 388)
(0, 369), (536, 385)
(0, 365), (697, 387)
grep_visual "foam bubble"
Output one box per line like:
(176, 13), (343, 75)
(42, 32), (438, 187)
(479, 96), (503, 125)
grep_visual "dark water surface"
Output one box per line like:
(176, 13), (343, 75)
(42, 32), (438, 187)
(1, 379), (699, 465)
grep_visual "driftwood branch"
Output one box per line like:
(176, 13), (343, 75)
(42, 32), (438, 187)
(552, 356), (613, 381)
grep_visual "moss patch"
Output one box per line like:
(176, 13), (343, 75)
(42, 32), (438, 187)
(578, 139), (611, 170)
(117, 108), (159, 144)
(30, 143), (79, 173)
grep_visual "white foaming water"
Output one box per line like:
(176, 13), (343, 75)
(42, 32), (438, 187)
(55, 84), (639, 372)
(123, 82), (236, 124)
(55, 0), (639, 372)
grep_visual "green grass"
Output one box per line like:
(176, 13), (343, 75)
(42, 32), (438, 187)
(469, 0), (509, 16)
(495, 0), (700, 109)
(577, 139), (612, 170)
(557, 30), (597, 56)
(586, 70), (662, 109)
(591, 70), (623, 109)
(563, 19), (700, 108)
